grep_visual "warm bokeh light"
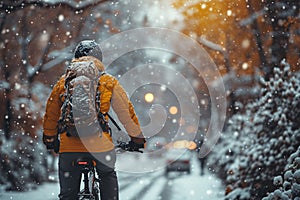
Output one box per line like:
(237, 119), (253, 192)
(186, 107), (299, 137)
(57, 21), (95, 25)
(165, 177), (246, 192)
(144, 92), (154, 103)
(169, 106), (178, 115)
(173, 140), (186, 149)
(227, 10), (232, 16)
(187, 141), (197, 150)
(242, 63), (249, 70)
(171, 140), (197, 150)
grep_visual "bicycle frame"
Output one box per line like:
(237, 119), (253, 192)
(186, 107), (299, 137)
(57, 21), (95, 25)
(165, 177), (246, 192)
(74, 158), (100, 200)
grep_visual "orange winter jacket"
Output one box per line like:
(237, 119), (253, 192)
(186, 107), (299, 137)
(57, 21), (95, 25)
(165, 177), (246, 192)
(43, 56), (143, 153)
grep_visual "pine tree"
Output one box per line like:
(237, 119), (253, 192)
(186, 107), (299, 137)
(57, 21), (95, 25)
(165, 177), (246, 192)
(0, 130), (48, 191)
(209, 60), (300, 199)
(263, 146), (300, 199)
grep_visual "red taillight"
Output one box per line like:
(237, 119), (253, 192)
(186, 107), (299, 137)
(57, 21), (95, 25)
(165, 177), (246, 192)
(182, 160), (190, 164)
(78, 161), (88, 165)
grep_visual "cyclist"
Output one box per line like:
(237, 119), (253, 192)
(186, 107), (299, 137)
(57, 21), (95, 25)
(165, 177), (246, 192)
(42, 40), (146, 200)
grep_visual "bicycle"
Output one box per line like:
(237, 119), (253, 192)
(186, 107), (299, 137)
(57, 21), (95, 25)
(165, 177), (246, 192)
(74, 141), (144, 200)
(74, 157), (100, 200)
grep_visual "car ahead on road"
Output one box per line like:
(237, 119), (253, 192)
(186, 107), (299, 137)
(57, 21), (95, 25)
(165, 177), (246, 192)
(165, 148), (192, 177)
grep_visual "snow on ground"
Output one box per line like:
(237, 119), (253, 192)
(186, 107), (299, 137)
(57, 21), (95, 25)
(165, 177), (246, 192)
(0, 183), (59, 200)
(0, 152), (224, 200)
(118, 152), (224, 200)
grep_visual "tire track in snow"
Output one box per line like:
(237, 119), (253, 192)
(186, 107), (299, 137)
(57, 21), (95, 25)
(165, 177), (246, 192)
(118, 173), (141, 191)
(127, 173), (165, 200)
(159, 177), (175, 200)
(139, 177), (168, 200)
(119, 171), (163, 200)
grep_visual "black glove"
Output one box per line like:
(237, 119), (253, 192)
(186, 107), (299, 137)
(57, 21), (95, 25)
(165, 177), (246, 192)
(43, 134), (60, 153)
(43, 134), (55, 149)
(127, 140), (144, 150)
(117, 140), (145, 153)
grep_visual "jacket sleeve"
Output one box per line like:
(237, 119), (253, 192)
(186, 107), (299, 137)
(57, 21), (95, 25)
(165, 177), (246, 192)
(110, 80), (144, 143)
(43, 77), (65, 137)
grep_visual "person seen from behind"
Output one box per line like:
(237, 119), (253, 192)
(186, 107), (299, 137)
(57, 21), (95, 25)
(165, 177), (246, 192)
(42, 40), (146, 200)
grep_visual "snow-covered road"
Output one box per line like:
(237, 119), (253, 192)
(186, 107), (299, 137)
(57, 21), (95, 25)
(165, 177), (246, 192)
(0, 153), (224, 200)
(119, 170), (224, 200)
(118, 153), (224, 200)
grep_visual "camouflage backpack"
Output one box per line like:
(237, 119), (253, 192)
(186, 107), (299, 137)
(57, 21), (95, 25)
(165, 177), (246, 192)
(58, 60), (110, 137)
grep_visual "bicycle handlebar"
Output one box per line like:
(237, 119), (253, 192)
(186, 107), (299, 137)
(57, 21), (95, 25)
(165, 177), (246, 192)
(116, 141), (144, 153)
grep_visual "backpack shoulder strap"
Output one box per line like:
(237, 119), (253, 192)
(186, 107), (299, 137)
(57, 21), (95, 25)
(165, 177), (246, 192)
(95, 71), (107, 116)
(95, 72), (122, 132)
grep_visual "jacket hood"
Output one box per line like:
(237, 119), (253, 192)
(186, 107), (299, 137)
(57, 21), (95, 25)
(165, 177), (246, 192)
(71, 56), (105, 72)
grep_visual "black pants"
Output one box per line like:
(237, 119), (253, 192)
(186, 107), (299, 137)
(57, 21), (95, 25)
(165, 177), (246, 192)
(58, 151), (119, 200)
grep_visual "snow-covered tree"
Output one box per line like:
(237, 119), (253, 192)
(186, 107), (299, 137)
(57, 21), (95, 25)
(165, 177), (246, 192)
(0, 130), (48, 191)
(0, 82), (51, 191)
(262, 146), (300, 199)
(208, 60), (300, 199)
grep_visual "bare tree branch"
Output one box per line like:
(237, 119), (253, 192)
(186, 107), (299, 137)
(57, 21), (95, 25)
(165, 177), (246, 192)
(29, 18), (60, 81)
(198, 36), (231, 72)
(0, 0), (110, 13)
(244, 0), (267, 70)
